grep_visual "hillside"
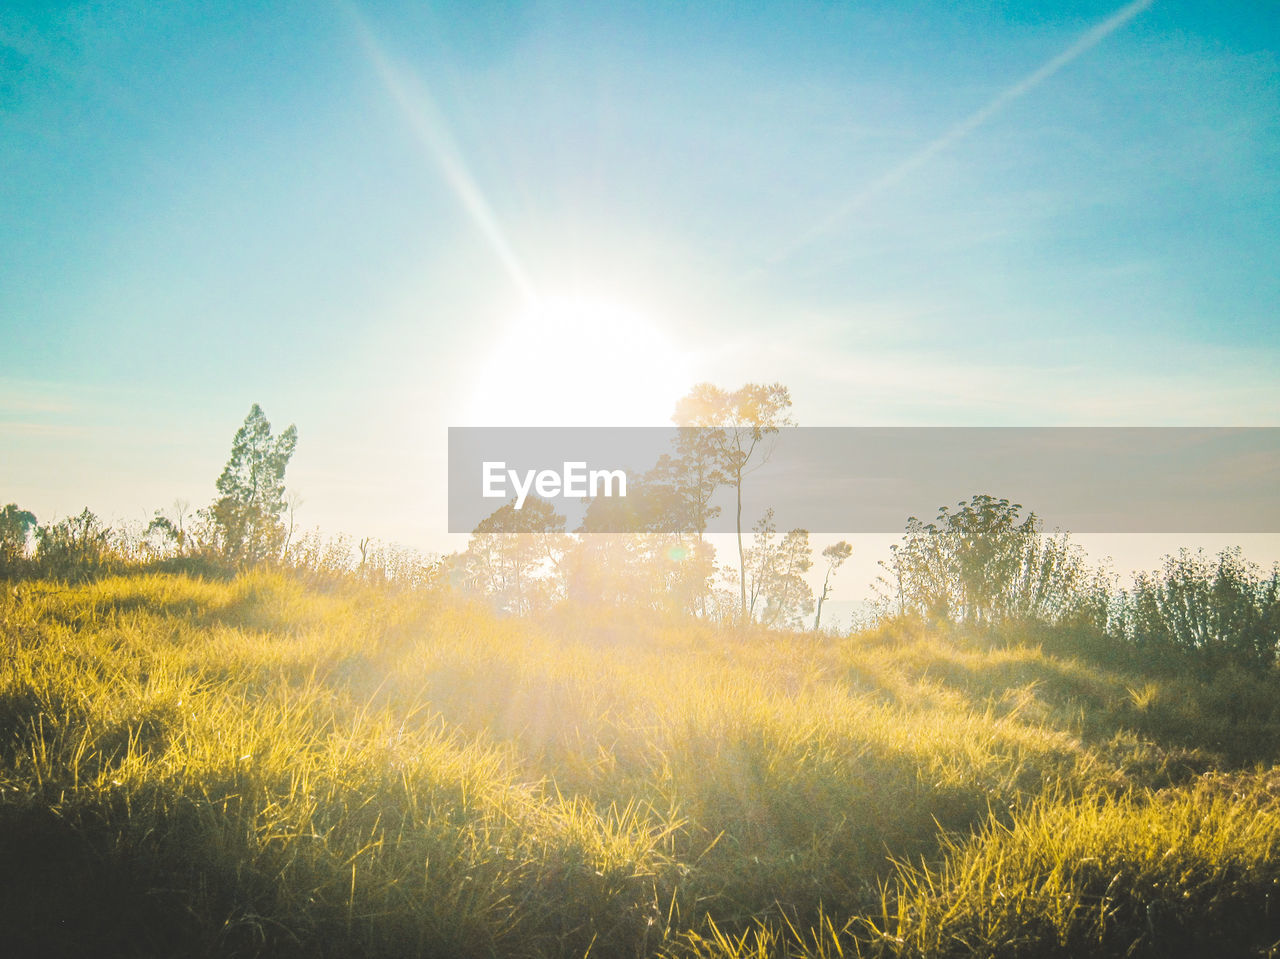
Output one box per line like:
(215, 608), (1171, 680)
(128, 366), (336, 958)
(2, 571), (1279, 958)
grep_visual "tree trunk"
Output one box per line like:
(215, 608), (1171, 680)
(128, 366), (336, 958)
(736, 469), (746, 622)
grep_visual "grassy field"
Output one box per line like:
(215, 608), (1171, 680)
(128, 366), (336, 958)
(2, 570), (1279, 958)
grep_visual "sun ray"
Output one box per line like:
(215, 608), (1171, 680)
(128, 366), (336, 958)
(347, 6), (539, 303)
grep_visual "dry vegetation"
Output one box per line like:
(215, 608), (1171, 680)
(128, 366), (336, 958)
(2, 570), (1279, 958)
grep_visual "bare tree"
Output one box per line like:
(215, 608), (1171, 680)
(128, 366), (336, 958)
(814, 540), (852, 631)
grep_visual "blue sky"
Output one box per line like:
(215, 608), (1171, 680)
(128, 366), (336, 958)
(1, 0), (1277, 574)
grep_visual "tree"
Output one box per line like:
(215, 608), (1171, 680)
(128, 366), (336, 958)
(814, 540), (852, 631)
(743, 509), (778, 621)
(741, 509), (814, 627)
(0, 503), (37, 574)
(146, 499), (191, 557)
(673, 382), (793, 621)
(761, 527), (814, 628)
(881, 494), (1092, 626)
(575, 460), (725, 615)
(207, 403), (298, 565)
(283, 490), (304, 554)
(646, 429), (725, 543)
(449, 496), (568, 615)
(567, 474), (715, 615)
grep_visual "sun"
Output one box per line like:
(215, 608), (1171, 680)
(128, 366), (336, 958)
(467, 295), (693, 426)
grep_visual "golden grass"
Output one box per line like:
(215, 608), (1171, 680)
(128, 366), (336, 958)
(1, 571), (1277, 957)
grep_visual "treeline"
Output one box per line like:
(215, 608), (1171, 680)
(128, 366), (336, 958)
(4, 391), (1278, 680)
(0, 404), (438, 590)
(442, 485), (1280, 678)
(880, 492), (1280, 677)
(441, 499), (836, 628)
(442, 383), (824, 625)
(443, 381), (1280, 680)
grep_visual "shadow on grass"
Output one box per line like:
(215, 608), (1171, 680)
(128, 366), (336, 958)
(0, 801), (202, 959)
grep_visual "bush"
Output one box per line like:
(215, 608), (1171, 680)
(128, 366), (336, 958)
(1119, 548), (1280, 677)
(880, 494), (1106, 628)
(34, 508), (119, 581)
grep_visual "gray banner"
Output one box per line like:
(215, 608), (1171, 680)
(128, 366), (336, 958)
(448, 427), (1280, 534)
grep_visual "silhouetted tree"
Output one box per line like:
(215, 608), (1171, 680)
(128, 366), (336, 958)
(1122, 547), (1280, 675)
(570, 473), (716, 616)
(450, 496), (567, 615)
(762, 528), (814, 628)
(205, 404), (297, 565)
(646, 429), (725, 542)
(35, 508), (112, 580)
(742, 509), (814, 627)
(673, 382), (793, 621)
(0, 503), (37, 575)
(882, 494), (1092, 626)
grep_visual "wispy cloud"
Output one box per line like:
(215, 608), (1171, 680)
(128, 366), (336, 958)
(700, 318), (1280, 426)
(772, 0), (1156, 264)
(0, 380), (89, 440)
(0, 420), (89, 438)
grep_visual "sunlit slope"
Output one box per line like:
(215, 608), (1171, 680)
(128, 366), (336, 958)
(2, 571), (1278, 958)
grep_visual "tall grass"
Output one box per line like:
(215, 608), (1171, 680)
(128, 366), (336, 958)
(872, 770), (1280, 958)
(1, 572), (1277, 957)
